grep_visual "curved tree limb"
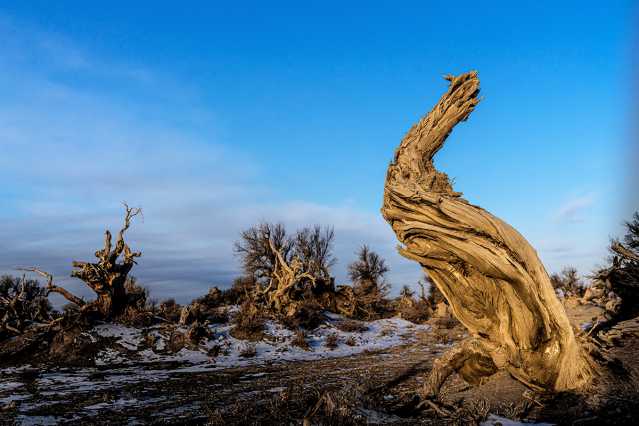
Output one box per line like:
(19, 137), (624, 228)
(382, 71), (592, 392)
(17, 267), (86, 307)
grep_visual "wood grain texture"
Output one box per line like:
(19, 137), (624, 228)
(381, 71), (592, 392)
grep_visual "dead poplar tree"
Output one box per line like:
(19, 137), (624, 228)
(22, 203), (143, 320)
(70, 203), (143, 318)
(381, 71), (592, 395)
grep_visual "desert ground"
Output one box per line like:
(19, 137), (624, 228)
(3, 301), (638, 425)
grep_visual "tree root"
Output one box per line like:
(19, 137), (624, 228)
(421, 338), (498, 400)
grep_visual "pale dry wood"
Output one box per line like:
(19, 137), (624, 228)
(381, 71), (592, 393)
(256, 238), (317, 317)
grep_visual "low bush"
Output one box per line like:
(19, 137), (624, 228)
(291, 329), (310, 351)
(239, 342), (257, 358)
(230, 301), (265, 341)
(397, 298), (431, 324)
(158, 298), (182, 323)
(335, 319), (368, 333)
(282, 300), (325, 330)
(118, 305), (154, 327)
(324, 333), (338, 350)
(167, 328), (186, 353)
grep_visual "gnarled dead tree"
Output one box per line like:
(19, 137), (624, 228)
(381, 71), (592, 395)
(21, 204), (144, 321)
(70, 204), (143, 319)
(235, 223), (341, 323)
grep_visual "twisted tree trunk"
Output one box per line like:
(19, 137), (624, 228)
(381, 71), (592, 393)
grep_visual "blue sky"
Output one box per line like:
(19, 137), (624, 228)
(0, 2), (636, 304)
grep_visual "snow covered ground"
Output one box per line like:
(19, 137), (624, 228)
(90, 312), (430, 370)
(0, 313), (432, 424)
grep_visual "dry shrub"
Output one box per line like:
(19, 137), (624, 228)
(207, 344), (222, 358)
(142, 330), (156, 348)
(123, 276), (149, 310)
(118, 305), (154, 327)
(345, 336), (357, 346)
(348, 246), (393, 320)
(432, 328), (450, 344)
(158, 298), (182, 323)
(397, 298), (431, 324)
(292, 330), (310, 351)
(550, 267), (585, 298)
(239, 342), (257, 358)
(206, 307), (229, 324)
(335, 319), (368, 333)
(434, 315), (459, 329)
(186, 321), (209, 344)
(378, 326), (393, 337)
(197, 278), (255, 309)
(168, 329), (186, 353)
(325, 333), (338, 350)
(0, 275), (54, 340)
(231, 300), (265, 341)
(282, 300), (325, 330)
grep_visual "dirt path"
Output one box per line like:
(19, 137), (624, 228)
(1, 328), (461, 425)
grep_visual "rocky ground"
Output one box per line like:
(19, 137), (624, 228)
(1, 302), (638, 425)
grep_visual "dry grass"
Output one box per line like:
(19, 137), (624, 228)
(434, 315), (459, 329)
(292, 330), (311, 351)
(239, 343), (257, 358)
(325, 333), (339, 350)
(118, 306), (154, 327)
(167, 329), (186, 353)
(432, 328), (450, 344)
(397, 299), (431, 324)
(378, 326), (393, 337)
(142, 331), (156, 348)
(230, 301), (265, 341)
(335, 319), (368, 333)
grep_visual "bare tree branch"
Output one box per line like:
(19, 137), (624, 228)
(17, 267), (86, 307)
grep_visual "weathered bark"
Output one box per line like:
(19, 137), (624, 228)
(381, 71), (592, 393)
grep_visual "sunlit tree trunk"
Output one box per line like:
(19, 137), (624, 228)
(381, 71), (592, 393)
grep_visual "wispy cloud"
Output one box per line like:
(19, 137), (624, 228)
(554, 193), (596, 223)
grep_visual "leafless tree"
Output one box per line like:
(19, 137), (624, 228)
(381, 71), (592, 397)
(348, 245), (391, 319)
(550, 267), (584, 297)
(234, 222), (337, 321)
(20, 203), (144, 320)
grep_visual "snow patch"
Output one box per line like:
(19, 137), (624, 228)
(481, 414), (554, 426)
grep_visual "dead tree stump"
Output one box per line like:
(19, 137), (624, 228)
(381, 71), (592, 394)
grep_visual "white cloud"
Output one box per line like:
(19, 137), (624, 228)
(554, 193), (596, 223)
